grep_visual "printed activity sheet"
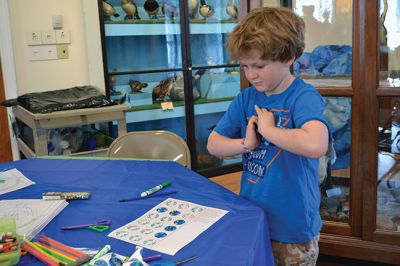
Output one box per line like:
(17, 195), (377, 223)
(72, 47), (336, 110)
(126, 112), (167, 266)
(0, 168), (35, 195)
(0, 199), (69, 239)
(108, 198), (228, 255)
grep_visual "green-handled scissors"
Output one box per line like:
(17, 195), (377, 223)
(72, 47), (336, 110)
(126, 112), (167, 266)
(60, 219), (111, 232)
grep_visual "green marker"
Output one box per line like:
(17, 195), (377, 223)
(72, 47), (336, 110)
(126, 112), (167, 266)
(140, 181), (171, 197)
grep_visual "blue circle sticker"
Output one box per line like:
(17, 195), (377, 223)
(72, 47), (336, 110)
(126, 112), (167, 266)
(157, 207), (168, 213)
(164, 225), (177, 231)
(169, 210), (181, 216)
(155, 232), (167, 238)
(174, 219), (185, 225)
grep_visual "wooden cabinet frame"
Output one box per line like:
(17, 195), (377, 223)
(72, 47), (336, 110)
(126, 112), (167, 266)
(248, 0), (400, 264)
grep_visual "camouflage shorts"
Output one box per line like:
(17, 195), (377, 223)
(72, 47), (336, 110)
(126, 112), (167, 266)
(271, 234), (319, 266)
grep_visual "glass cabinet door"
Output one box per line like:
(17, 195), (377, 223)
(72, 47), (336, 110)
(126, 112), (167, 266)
(99, 0), (243, 173)
(377, 0), (400, 234)
(101, 0), (188, 150)
(262, 0), (353, 225)
(187, 0), (241, 171)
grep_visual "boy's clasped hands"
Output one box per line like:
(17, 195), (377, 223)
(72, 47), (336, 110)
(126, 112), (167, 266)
(244, 105), (275, 151)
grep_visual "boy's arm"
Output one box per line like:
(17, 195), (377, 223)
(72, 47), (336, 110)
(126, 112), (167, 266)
(208, 115), (260, 157)
(255, 106), (329, 158)
(207, 131), (244, 157)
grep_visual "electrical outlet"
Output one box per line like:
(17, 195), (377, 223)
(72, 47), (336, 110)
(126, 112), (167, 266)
(28, 46), (42, 60)
(57, 45), (69, 59)
(55, 30), (70, 44)
(29, 45), (57, 61)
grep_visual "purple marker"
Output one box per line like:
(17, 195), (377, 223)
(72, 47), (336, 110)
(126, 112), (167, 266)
(143, 254), (162, 262)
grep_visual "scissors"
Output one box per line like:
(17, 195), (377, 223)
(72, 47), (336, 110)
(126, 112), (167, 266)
(151, 256), (196, 266)
(60, 219), (111, 232)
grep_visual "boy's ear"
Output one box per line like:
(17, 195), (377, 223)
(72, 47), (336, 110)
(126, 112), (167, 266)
(286, 56), (296, 66)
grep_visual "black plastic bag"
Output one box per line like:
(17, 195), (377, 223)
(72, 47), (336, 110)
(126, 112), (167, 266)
(1, 85), (116, 113)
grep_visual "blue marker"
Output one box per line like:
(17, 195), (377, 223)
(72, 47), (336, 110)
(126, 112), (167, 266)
(119, 191), (177, 202)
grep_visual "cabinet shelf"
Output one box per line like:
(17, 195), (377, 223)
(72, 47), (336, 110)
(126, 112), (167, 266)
(105, 22), (236, 36)
(123, 100), (231, 123)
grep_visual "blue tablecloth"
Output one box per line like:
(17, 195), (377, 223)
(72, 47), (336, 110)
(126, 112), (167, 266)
(0, 158), (274, 265)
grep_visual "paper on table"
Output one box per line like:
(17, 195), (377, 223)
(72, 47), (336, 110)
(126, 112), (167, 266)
(0, 168), (35, 195)
(0, 199), (68, 239)
(108, 198), (228, 255)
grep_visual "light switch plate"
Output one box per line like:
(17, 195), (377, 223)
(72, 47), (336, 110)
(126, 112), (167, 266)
(26, 31), (42, 45)
(55, 30), (70, 44)
(57, 45), (69, 59)
(42, 31), (56, 44)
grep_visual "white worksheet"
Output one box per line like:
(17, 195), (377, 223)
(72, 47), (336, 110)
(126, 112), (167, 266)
(0, 168), (35, 195)
(108, 198), (228, 255)
(0, 199), (68, 239)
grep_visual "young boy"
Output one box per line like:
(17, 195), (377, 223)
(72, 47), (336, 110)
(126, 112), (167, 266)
(207, 7), (330, 265)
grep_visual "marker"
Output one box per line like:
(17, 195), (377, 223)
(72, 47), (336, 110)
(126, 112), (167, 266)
(119, 191), (177, 202)
(140, 181), (171, 197)
(22, 243), (59, 266)
(87, 244), (111, 266)
(143, 254), (162, 262)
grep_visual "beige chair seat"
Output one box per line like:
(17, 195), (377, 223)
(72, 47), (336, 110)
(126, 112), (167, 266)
(107, 130), (191, 169)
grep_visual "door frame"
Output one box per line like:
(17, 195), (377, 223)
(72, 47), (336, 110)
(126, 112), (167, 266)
(0, 0), (19, 160)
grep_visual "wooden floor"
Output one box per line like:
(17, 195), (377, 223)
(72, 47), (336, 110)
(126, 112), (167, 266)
(209, 171), (241, 194)
(209, 172), (395, 266)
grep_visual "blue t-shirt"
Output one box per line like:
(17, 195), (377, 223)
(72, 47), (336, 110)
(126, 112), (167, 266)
(214, 77), (329, 243)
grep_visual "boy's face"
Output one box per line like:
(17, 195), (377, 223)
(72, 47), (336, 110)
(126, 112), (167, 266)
(240, 51), (294, 95)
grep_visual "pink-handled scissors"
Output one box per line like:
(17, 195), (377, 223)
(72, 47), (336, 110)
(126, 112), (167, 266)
(60, 219), (111, 232)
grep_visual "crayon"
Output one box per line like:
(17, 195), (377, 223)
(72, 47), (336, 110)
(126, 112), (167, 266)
(42, 192), (90, 200)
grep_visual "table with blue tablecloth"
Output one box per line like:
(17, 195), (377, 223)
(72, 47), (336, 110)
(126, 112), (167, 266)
(0, 158), (274, 265)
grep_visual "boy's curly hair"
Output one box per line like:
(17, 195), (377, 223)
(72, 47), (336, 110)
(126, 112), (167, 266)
(227, 7), (305, 62)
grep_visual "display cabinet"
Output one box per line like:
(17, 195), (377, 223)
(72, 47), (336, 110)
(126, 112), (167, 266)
(98, 0), (246, 175)
(258, 0), (400, 264)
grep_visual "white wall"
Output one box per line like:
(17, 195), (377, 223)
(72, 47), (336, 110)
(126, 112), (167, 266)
(7, 0), (104, 95)
(262, 1), (352, 51)
(1, 0), (104, 160)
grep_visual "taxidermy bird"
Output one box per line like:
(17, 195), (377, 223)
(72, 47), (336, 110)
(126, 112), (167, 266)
(169, 70), (205, 101)
(162, 0), (178, 20)
(103, 0), (120, 20)
(199, 0), (214, 19)
(188, 0), (198, 19)
(144, 0), (160, 19)
(121, 0), (140, 20)
(152, 78), (174, 102)
(109, 68), (118, 93)
(226, 0), (238, 20)
(129, 80), (148, 93)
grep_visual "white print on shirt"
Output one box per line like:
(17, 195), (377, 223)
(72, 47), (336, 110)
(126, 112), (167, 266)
(244, 109), (291, 183)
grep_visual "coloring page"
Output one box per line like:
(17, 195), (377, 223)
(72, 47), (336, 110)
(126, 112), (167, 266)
(0, 168), (35, 195)
(0, 199), (68, 239)
(108, 198), (228, 255)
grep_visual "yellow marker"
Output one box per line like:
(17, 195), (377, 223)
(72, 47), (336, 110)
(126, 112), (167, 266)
(34, 241), (75, 264)
(23, 239), (65, 264)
